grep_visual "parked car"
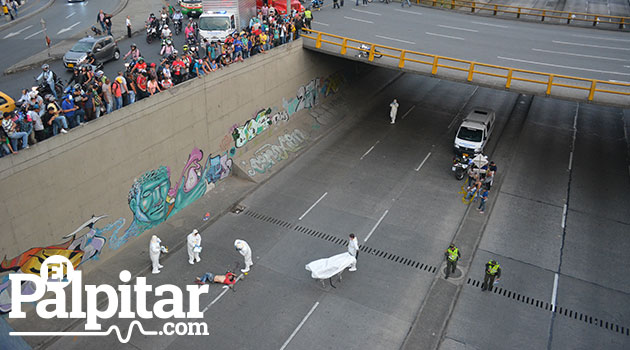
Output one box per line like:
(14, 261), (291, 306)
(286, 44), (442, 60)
(0, 91), (15, 115)
(63, 36), (120, 70)
(453, 108), (496, 155)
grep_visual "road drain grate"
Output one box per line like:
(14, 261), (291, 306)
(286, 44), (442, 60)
(244, 210), (438, 275)
(465, 278), (629, 336)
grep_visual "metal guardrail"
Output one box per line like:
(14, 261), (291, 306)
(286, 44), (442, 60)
(302, 30), (630, 103)
(419, 0), (629, 28)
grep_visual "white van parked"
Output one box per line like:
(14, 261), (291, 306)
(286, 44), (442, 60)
(453, 108), (496, 155)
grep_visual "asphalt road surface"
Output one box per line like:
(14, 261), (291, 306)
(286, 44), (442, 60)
(0, 0), (120, 74)
(48, 71), (630, 349)
(308, 3), (630, 83)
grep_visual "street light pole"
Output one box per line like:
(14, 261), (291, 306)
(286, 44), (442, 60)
(41, 18), (51, 57)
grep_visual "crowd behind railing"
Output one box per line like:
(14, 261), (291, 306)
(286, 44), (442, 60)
(1, 4), (312, 157)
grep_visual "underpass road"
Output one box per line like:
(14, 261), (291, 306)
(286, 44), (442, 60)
(47, 69), (630, 349)
(311, 4), (630, 82)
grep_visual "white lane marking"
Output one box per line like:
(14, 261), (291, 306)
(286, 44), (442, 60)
(572, 34), (630, 42)
(57, 21), (81, 35)
(375, 35), (416, 45)
(401, 105), (415, 119)
(279, 302), (320, 350)
(360, 140), (379, 160)
(313, 21), (329, 26)
(552, 40), (630, 51)
(201, 274), (244, 313)
(364, 210), (389, 243)
(352, 8), (382, 15)
(344, 16), (374, 24)
(550, 273), (559, 310)
(532, 48), (630, 62)
(395, 9), (423, 15)
(298, 192), (328, 221)
(609, 79), (630, 84)
(415, 152), (432, 172)
(437, 24), (478, 32)
(561, 204), (568, 228)
(66, 11), (76, 19)
(496, 56), (630, 76)
(568, 151), (574, 171)
(24, 29), (44, 40)
(470, 21), (509, 28)
(425, 32), (464, 40)
(3, 25), (33, 39)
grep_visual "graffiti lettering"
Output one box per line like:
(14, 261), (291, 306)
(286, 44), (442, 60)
(232, 108), (273, 148)
(321, 72), (345, 97)
(247, 129), (308, 176)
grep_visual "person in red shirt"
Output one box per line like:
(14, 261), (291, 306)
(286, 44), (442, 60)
(133, 57), (148, 73)
(136, 71), (148, 100)
(171, 56), (186, 84)
(195, 271), (237, 285)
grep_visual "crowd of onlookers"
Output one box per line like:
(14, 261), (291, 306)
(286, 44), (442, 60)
(1, 5), (309, 158)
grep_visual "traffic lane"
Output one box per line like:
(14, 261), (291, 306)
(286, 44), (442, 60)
(499, 97), (575, 207)
(0, 18), (186, 102)
(0, 0), (120, 73)
(549, 273), (630, 350)
(442, 248), (556, 350)
(311, 4), (630, 81)
(571, 103), (630, 224)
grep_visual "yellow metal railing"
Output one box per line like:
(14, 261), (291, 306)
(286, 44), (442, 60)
(302, 30), (630, 103)
(419, 0), (628, 28)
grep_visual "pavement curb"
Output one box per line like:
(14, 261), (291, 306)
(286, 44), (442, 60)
(3, 0), (131, 76)
(0, 0), (55, 32)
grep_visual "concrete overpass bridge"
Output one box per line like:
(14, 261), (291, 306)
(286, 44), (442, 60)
(302, 3), (630, 107)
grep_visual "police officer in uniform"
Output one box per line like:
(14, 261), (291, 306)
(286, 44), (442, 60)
(444, 244), (460, 279)
(482, 260), (501, 291)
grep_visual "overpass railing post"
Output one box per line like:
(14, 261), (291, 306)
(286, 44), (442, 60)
(368, 44), (375, 61)
(467, 63), (476, 82)
(450, 0), (455, 10)
(316, 32), (322, 49)
(541, 10), (546, 21)
(398, 50), (406, 68)
(431, 56), (439, 75)
(588, 81), (597, 101)
(593, 17), (599, 26)
(546, 75), (554, 95)
(619, 18), (625, 29)
(341, 38), (348, 55)
(471, 1), (475, 13)
(517, 7), (521, 18)
(506, 69), (513, 89)
(493, 4), (497, 15)
(567, 13), (572, 24)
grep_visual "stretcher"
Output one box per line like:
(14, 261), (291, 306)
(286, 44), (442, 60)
(305, 252), (356, 288)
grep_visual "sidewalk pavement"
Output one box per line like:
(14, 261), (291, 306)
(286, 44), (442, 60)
(0, 0), (54, 32)
(4, 0), (168, 75)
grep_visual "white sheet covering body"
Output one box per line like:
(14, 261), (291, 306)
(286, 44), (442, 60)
(305, 252), (357, 279)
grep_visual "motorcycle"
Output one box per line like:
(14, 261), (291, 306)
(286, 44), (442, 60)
(311, 0), (322, 9)
(173, 18), (182, 35)
(356, 44), (383, 59)
(452, 153), (471, 180)
(146, 23), (159, 44)
(33, 76), (64, 99)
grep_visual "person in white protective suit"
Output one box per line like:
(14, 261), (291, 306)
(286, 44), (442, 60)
(187, 229), (202, 265)
(348, 233), (359, 271)
(389, 99), (399, 124)
(234, 239), (253, 273)
(149, 235), (165, 274)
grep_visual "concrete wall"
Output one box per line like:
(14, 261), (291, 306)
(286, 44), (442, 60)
(0, 40), (349, 295)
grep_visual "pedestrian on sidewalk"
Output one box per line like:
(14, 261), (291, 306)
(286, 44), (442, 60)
(444, 244), (460, 279)
(11, 0), (18, 17)
(348, 233), (359, 271)
(149, 235), (166, 274)
(234, 239), (253, 273)
(482, 259), (501, 291)
(401, 0), (411, 7)
(126, 16), (132, 38)
(477, 187), (489, 213)
(104, 14), (113, 36)
(97, 10), (107, 32)
(187, 229), (202, 265)
(333, 0), (340, 9)
(363, 0), (368, 6)
(3, 3), (14, 21)
(389, 98), (399, 124)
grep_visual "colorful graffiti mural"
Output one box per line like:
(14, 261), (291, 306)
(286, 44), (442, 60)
(321, 72), (345, 97)
(0, 215), (119, 313)
(114, 148), (233, 248)
(232, 108), (273, 148)
(246, 129), (309, 176)
(283, 79), (320, 117)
